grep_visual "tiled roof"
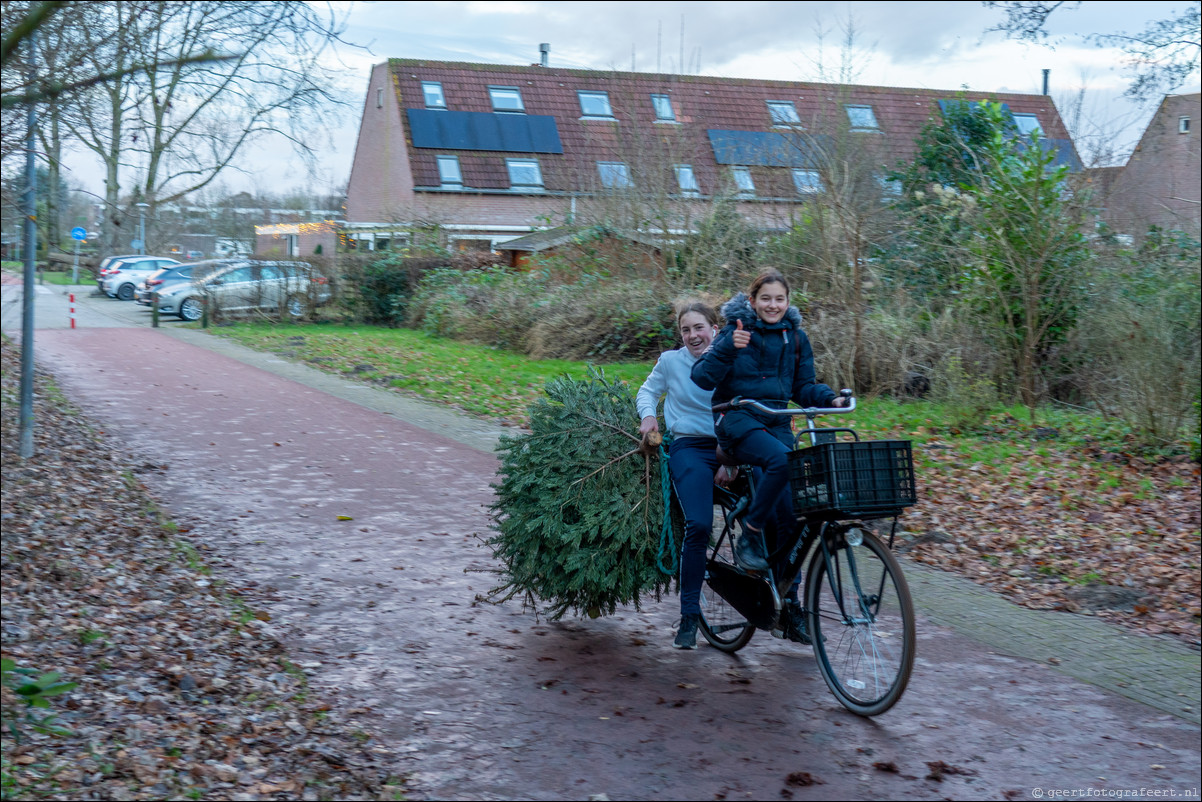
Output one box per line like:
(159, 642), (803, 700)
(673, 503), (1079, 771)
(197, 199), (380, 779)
(386, 58), (1077, 197)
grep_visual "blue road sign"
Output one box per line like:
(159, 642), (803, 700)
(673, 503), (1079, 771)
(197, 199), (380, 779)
(71, 227), (87, 241)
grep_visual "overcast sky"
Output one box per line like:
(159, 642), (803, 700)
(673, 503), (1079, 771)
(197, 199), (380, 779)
(63, 0), (1202, 199)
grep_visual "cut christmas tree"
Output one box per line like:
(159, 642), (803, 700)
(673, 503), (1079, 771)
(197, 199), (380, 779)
(486, 368), (679, 620)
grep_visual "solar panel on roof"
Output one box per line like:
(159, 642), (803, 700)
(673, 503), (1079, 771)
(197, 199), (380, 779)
(707, 130), (829, 167)
(407, 109), (563, 153)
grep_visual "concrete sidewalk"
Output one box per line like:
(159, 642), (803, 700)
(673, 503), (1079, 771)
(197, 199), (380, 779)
(156, 324), (1202, 726)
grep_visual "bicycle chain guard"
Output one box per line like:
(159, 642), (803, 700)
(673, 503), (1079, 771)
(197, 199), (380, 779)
(704, 559), (779, 630)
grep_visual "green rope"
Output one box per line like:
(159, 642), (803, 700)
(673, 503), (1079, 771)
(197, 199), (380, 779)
(655, 443), (678, 576)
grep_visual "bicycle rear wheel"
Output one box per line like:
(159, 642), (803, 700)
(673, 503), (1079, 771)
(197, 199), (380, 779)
(805, 527), (914, 716)
(698, 516), (755, 653)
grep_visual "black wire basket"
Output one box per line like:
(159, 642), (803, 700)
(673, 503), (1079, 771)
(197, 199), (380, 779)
(787, 440), (917, 519)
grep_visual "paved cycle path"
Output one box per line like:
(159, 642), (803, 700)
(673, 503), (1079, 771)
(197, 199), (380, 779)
(8, 292), (1201, 801)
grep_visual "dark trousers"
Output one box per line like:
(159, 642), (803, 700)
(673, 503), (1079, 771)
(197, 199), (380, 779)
(667, 436), (720, 620)
(727, 425), (795, 535)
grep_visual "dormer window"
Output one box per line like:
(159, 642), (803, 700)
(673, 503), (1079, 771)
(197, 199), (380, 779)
(651, 94), (676, 122)
(846, 104), (879, 130)
(767, 100), (801, 126)
(578, 91), (615, 119)
(1180, 116), (1191, 134)
(489, 86), (524, 113)
(422, 82), (446, 109)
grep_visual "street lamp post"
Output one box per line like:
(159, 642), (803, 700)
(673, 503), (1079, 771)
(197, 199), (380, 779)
(136, 202), (149, 254)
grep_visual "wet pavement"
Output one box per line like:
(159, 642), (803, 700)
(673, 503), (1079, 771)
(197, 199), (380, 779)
(4, 282), (1201, 801)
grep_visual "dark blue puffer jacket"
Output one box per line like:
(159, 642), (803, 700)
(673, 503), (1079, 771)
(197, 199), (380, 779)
(690, 293), (836, 446)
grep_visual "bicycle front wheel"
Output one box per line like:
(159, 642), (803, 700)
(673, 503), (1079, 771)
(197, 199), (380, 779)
(698, 519), (755, 653)
(805, 527), (914, 716)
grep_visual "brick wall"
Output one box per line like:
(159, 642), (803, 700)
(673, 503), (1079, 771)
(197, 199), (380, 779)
(1103, 93), (1201, 237)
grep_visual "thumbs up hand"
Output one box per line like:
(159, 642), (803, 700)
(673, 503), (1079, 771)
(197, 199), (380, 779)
(732, 318), (751, 349)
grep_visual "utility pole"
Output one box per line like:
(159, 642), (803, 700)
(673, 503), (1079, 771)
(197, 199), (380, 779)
(19, 31), (38, 458)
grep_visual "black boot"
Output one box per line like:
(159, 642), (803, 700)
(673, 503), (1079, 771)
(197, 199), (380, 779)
(733, 527), (770, 573)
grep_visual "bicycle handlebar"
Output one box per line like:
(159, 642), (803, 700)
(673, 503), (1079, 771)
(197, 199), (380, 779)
(712, 389), (856, 417)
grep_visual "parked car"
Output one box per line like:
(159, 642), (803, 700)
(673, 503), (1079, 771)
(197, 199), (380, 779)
(135, 263), (195, 307)
(95, 253), (143, 285)
(155, 260), (331, 321)
(100, 256), (181, 300)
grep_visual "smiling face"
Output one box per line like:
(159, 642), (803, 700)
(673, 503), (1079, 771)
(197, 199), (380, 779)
(750, 281), (789, 325)
(679, 310), (717, 357)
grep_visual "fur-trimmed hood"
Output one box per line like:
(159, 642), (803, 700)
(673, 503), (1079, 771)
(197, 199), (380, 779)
(719, 292), (802, 330)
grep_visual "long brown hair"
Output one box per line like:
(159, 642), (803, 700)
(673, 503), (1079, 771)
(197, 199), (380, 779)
(748, 270), (790, 299)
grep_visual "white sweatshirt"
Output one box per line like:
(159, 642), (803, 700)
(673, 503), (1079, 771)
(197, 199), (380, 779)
(636, 346), (716, 439)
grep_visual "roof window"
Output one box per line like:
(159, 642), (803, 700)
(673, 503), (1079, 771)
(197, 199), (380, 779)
(578, 91), (615, 119)
(489, 86), (525, 113)
(1012, 113), (1042, 136)
(597, 162), (633, 189)
(507, 158), (544, 190)
(846, 104), (879, 130)
(422, 82), (446, 109)
(436, 155), (462, 188)
(1179, 116), (1191, 134)
(674, 165), (700, 196)
(731, 166), (755, 198)
(766, 101), (801, 126)
(792, 169), (823, 195)
(651, 94), (676, 122)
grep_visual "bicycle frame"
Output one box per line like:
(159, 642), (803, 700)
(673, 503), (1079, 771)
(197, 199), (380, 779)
(707, 393), (879, 630)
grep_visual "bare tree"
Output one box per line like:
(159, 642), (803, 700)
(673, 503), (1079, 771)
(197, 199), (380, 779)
(17, 1), (354, 254)
(983, 1), (1201, 103)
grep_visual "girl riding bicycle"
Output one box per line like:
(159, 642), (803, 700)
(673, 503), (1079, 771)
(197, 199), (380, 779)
(691, 271), (844, 578)
(636, 301), (738, 650)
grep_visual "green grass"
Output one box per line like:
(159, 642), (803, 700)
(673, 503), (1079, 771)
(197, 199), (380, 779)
(215, 323), (655, 424)
(211, 321), (1192, 495)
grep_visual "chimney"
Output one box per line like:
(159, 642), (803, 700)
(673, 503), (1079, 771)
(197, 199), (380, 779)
(1042, 68), (1050, 96)
(539, 43), (550, 67)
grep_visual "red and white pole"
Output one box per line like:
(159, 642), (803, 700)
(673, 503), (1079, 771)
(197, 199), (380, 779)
(69, 293), (75, 329)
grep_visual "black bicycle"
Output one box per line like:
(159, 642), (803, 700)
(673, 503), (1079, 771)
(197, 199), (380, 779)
(697, 393), (917, 717)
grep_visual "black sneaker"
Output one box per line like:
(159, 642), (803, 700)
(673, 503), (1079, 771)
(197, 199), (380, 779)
(733, 531), (770, 573)
(781, 599), (813, 645)
(673, 614), (699, 650)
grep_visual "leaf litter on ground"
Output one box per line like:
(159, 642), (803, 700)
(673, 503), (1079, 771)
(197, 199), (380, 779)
(0, 338), (405, 801)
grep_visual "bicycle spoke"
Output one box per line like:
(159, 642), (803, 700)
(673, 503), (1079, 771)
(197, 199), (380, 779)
(806, 529), (915, 716)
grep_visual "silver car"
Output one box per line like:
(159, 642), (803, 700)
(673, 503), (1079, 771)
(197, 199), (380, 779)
(155, 260), (332, 322)
(100, 256), (181, 300)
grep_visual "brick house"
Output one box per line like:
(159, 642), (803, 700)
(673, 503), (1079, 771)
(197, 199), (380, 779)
(1092, 92), (1201, 239)
(344, 57), (1081, 250)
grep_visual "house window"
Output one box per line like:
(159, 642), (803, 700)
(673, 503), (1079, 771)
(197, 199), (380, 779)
(506, 158), (544, 190)
(766, 100), (801, 126)
(578, 91), (614, 119)
(731, 166), (755, 197)
(1013, 113), (1042, 136)
(488, 86), (524, 112)
(1179, 116), (1191, 134)
(422, 82), (446, 109)
(436, 155), (462, 188)
(846, 104), (879, 130)
(674, 164), (699, 196)
(651, 94), (676, 121)
(792, 169), (823, 194)
(597, 161), (633, 189)
(376, 88), (384, 109)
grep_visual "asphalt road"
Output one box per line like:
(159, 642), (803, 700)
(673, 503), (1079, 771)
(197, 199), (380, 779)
(4, 278), (1200, 801)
